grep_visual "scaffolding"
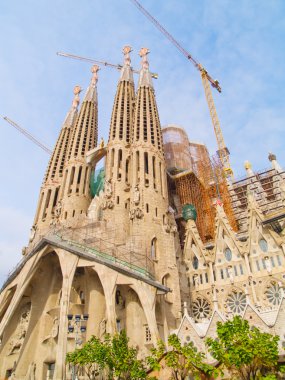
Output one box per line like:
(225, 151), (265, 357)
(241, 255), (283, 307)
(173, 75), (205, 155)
(229, 168), (285, 232)
(163, 127), (238, 243)
(55, 224), (155, 279)
(173, 170), (215, 242)
(172, 155), (237, 243)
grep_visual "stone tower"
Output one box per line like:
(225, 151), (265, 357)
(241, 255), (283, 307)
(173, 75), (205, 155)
(32, 86), (81, 234)
(104, 46), (135, 236)
(60, 65), (99, 223)
(129, 48), (183, 330)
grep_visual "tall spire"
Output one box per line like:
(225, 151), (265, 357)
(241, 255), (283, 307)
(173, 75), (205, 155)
(44, 86), (81, 183)
(102, 46), (135, 229)
(33, 86), (81, 232)
(133, 48), (163, 152)
(59, 66), (99, 222)
(67, 65), (99, 161)
(108, 46), (135, 144)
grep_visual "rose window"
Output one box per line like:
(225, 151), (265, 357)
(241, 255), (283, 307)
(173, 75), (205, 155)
(265, 283), (282, 306)
(192, 298), (211, 321)
(227, 291), (246, 314)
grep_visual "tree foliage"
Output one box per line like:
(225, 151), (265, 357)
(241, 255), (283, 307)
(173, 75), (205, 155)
(206, 316), (280, 380)
(66, 318), (283, 380)
(147, 334), (218, 380)
(66, 330), (150, 380)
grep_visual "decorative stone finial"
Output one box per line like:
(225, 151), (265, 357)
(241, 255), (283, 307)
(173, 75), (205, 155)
(244, 160), (252, 170)
(268, 152), (276, 162)
(120, 46), (134, 82)
(91, 65), (100, 86)
(123, 45), (132, 66)
(138, 48), (153, 87)
(84, 65), (100, 103)
(72, 86), (82, 109)
(139, 47), (150, 70)
(244, 160), (255, 177)
(268, 152), (283, 173)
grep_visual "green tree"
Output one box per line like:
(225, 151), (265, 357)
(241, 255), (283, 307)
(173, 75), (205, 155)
(66, 330), (152, 380)
(206, 315), (280, 380)
(147, 334), (218, 380)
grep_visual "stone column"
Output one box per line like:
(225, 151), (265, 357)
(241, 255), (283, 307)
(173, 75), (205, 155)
(54, 250), (78, 380)
(95, 267), (117, 334)
(132, 282), (160, 345)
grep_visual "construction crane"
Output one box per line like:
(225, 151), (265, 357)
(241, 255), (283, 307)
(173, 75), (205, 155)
(129, 0), (233, 178)
(1, 115), (52, 155)
(57, 51), (159, 79)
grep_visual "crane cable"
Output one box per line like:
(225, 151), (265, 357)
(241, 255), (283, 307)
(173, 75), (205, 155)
(129, 0), (221, 92)
(1, 115), (52, 155)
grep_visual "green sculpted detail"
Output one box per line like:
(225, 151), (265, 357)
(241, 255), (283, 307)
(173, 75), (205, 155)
(182, 204), (197, 221)
(90, 168), (105, 198)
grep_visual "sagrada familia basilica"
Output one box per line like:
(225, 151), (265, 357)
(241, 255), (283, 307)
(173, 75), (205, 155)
(0, 46), (285, 379)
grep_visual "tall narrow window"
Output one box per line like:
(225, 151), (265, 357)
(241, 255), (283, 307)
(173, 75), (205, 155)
(68, 166), (75, 194)
(116, 319), (121, 332)
(144, 152), (149, 173)
(151, 237), (157, 260)
(136, 151), (140, 183)
(125, 158), (129, 184)
(152, 156), (156, 189)
(110, 148), (115, 178)
(52, 187), (59, 208)
(256, 260), (260, 271)
(117, 149), (122, 180)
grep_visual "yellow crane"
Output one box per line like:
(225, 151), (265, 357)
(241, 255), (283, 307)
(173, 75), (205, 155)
(129, 0), (233, 179)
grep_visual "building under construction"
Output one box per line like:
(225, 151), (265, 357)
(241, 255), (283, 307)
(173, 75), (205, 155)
(0, 18), (285, 379)
(163, 124), (237, 244)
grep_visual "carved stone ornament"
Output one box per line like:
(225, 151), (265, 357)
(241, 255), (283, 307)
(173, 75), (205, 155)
(129, 209), (136, 220)
(129, 208), (143, 220)
(99, 137), (105, 149)
(135, 207), (144, 219)
(105, 180), (112, 198)
(133, 184), (140, 205)
(99, 318), (107, 338)
(29, 225), (37, 242)
(9, 303), (31, 355)
(193, 274), (200, 286)
(107, 200), (114, 209)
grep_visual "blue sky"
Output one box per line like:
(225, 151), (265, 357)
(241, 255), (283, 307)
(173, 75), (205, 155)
(0, 0), (284, 285)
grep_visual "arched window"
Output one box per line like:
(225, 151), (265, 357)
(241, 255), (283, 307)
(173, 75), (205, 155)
(151, 237), (157, 260)
(259, 239), (268, 252)
(192, 255), (199, 270)
(224, 247), (232, 261)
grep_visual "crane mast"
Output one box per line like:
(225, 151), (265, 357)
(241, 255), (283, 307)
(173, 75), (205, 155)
(200, 68), (232, 177)
(129, 0), (233, 178)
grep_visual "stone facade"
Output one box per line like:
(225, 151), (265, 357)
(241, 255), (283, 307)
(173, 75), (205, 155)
(0, 47), (285, 379)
